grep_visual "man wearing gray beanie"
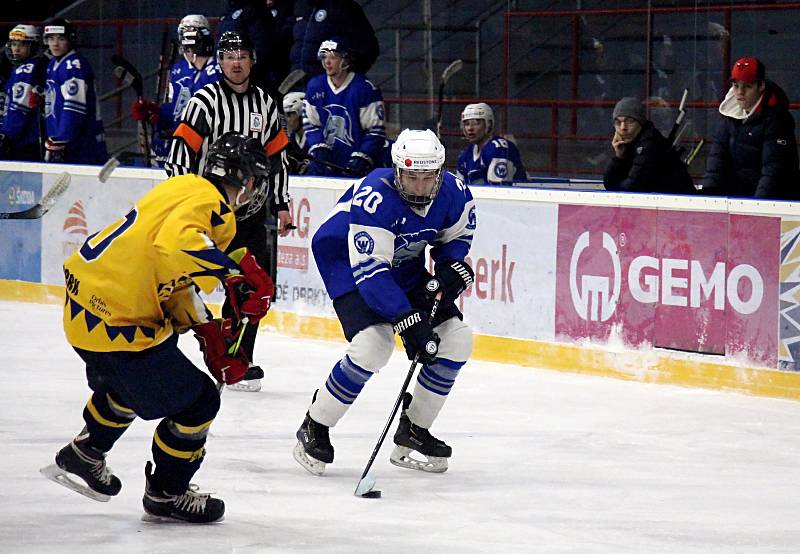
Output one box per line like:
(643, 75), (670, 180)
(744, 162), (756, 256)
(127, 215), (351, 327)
(604, 97), (695, 194)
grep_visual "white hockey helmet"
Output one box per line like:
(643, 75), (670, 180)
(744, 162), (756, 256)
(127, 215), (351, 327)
(178, 14), (214, 57)
(391, 129), (446, 208)
(282, 91), (305, 115)
(6, 24), (41, 63)
(461, 102), (494, 128)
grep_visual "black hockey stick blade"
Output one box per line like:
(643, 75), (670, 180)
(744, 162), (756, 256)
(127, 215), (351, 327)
(279, 69), (306, 95)
(0, 172), (71, 220)
(111, 54), (144, 98)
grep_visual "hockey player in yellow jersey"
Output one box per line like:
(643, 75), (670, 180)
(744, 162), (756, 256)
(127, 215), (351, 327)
(42, 132), (274, 523)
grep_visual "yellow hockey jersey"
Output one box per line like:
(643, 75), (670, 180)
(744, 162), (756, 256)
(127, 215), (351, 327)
(63, 174), (238, 352)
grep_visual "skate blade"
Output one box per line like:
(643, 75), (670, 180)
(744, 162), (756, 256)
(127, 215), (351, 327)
(141, 512), (225, 524)
(389, 445), (448, 473)
(227, 379), (262, 393)
(293, 441), (326, 476)
(40, 464), (112, 502)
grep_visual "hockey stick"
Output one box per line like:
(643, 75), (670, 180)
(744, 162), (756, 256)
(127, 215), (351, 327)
(112, 54), (152, 167)
(98, 156), (121, 183)
(278, 69), (306, 96)
(354, 292), (443, 499)
(684, 139), (705, 167)
(0, 172), (71, 220)
(435, 59), (463, 138)
(666, 88), (688, 147)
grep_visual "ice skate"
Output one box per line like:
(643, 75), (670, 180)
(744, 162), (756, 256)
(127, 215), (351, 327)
(40, 435), (122, 502)
(228, 364), (263, 392)
(294, 412), (333, 476)
(390, 393), (451, 473)
(141, 462), (224, 524)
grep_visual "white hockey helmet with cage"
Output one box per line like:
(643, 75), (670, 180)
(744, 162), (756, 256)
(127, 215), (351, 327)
(282, 91), (305, 115)
(178, 14), (214, 57)
(391, 129), (446, 208)
(461, 102), (494, 130)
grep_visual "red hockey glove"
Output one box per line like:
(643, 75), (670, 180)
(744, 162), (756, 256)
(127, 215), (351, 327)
(44, 138), (66, 163)
(193, 319), (249, 384)
(224, 249), (274, 323)
(130, 98), (160, 125)
(28, 86), (44, 110)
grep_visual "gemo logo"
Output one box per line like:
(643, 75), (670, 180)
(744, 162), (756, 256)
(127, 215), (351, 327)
(569, 231), (764, 321)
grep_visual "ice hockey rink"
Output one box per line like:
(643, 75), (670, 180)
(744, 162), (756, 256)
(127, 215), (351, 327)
(2, 300), (800, 553)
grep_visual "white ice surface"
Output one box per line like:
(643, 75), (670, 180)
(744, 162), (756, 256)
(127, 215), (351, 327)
(2, 300), (800, 553)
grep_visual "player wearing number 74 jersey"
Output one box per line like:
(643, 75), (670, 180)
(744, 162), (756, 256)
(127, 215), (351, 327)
(294, 129), (478, 476)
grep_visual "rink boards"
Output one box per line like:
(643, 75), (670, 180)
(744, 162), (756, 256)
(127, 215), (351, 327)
(2, 161), (800, 399)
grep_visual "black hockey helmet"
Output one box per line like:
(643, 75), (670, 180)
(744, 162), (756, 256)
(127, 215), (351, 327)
(204, 132), (270, 219)
(216, 31), (256, 63)
(43, 18), (78, 48)
(317, 36), (355, 66)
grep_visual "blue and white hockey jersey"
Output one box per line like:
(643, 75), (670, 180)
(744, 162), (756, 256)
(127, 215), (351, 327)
(312, 168), (476, 320)
(44, 50), (107, 164)
(152, 57), (221, 160)
(456, 135), (526, 185)
(303, 72), (386, 172)
(2, 57), (47, 151)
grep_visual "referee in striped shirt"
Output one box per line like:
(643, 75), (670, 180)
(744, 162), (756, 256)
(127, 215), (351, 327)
(166, 31), (292, 390)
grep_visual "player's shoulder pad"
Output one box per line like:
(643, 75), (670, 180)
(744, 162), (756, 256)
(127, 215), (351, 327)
(439, 171), (472, 202)
(305, 74), (327, 99)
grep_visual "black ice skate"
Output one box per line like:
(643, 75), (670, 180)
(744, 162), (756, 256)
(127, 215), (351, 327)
(228, 364), (264, 393)
(40, 434), (122, 502)
(293, 411), (334, 476)
(141, 461), (225, 524)
(390, 393), (451, 473)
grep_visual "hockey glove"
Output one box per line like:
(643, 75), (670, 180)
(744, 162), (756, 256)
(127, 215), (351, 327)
(393, 310), (440, 365)
(224, 248), (274, 323)
(44, 138), (66, 163)
(193, 319), (249, 384)
(345, 155), (372, 177)
(306, 145), (332, 176)
(131, 98), (160, 125)
(427, 259), (475, 304)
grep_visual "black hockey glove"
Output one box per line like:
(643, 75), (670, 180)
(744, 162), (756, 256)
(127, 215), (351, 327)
(393, 310), (440, 365)
(427, 259), (475, 304)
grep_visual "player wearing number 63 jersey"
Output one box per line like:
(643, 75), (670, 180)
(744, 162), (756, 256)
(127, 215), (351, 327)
(47, 133), (274, 523)
(294, 129), (477, 476)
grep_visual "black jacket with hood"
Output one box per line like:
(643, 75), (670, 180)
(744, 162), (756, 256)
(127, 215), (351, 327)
(703, 80), (800, 199)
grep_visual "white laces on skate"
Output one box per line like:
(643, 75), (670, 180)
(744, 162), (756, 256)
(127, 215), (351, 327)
(72, 442), (115, 486)
(172, 484), (210, 514)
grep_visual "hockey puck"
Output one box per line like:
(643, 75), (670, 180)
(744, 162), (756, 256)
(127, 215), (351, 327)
(359, 490), (382, 499)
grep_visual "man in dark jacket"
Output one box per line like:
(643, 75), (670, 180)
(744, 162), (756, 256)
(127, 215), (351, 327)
(702, 57), (800, 200)
(603, 97), (695, 194)
(290, 0), (379, 79)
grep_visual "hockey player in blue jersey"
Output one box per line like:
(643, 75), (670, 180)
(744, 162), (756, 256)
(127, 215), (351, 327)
(132, 14), (220, 166)
(294, 129), (477, 476)
(42, 18), (107, 165)
(303, 36), (387, 177)
(0, 25), (47, 161)
(456, 102), (526, 185)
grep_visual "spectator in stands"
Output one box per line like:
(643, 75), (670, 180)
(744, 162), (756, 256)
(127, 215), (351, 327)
(303, 37), (386, 177)
(42, 18), (107, 165)
(456, 103), (526, 185)
(290, 0), (379, 81)
(0, 40), (13, 130)
(0, 24), (48, 161)
(603, 97), (694, 194)
(701, 57), (800, 199)
(220, 1), (291, 97)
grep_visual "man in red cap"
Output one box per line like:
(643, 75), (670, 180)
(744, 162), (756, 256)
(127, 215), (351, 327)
(702, 56), (799, 199)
